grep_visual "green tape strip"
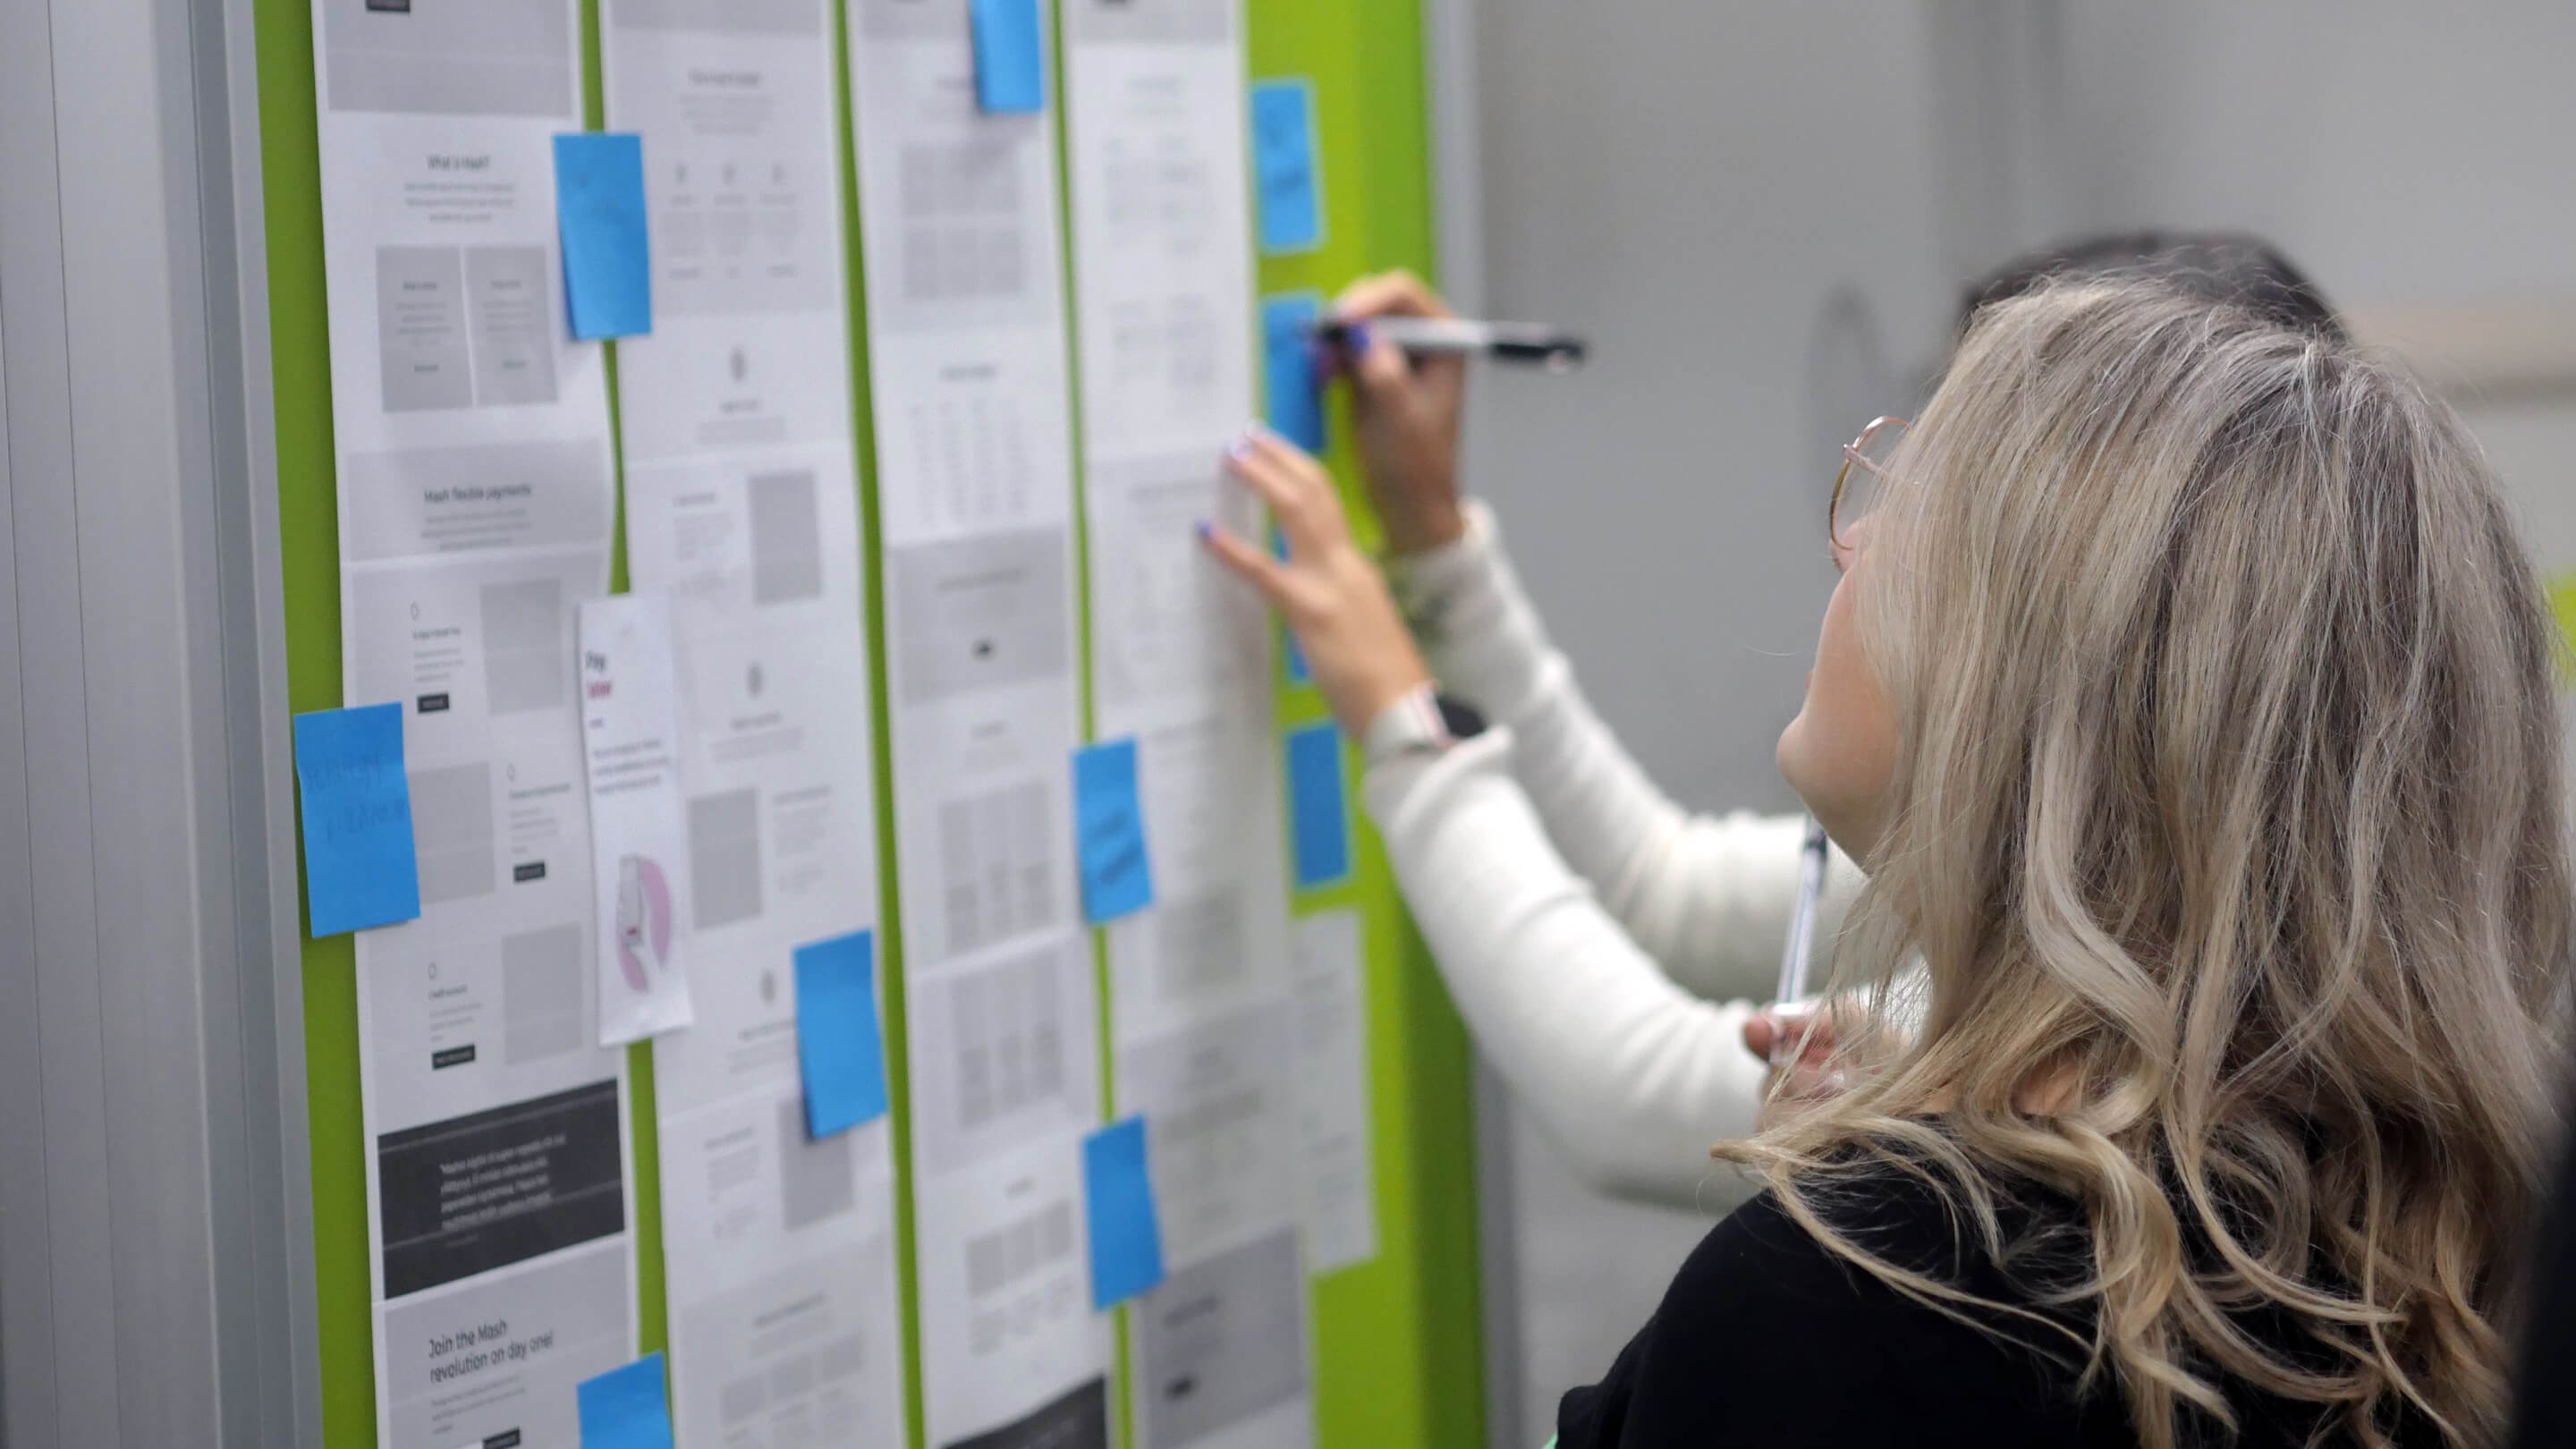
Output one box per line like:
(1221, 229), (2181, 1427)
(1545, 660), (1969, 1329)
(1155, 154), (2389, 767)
(823, 2), (938, 1443)
(1247, 6), (1487, 1449)
(580, 0), (676, 1372)
(1039, 4), (1142, 1444)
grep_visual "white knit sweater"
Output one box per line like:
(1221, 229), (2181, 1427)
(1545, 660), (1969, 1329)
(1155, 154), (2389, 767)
(1366, 502), (1861, 1213)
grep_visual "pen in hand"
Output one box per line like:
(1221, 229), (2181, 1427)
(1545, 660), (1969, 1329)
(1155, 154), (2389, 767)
(1769, 816), (1832, 1067)
(1311, 316), (1589, 372)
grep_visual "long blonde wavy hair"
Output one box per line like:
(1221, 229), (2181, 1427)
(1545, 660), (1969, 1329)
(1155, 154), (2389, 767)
(1723, 282), (2570, 1448)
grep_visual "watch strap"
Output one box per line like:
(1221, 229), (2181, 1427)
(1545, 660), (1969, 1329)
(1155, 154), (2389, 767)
(1361, 682), (1455, 770)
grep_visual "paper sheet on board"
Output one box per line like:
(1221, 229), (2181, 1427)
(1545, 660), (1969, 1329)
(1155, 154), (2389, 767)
(603, 0), (910, 1439)
(1290, 911), (1378, 1275)
(311, 0), (638, 1440)
(580, 592), (699, 1046)
(1063, 1), (1318, 1444)
(848, 1), (1114, 1443)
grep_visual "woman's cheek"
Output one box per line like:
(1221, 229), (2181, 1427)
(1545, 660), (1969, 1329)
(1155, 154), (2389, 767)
(1779, 572), (1899, 852)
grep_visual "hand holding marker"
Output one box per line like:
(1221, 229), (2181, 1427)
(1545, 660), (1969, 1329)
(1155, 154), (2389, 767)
(1310, 315), (1589, 373)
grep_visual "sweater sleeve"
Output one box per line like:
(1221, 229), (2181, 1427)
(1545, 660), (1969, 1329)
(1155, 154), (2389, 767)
(1365, 732), (1771, 1211)
(1388, 502), (1862, 1007)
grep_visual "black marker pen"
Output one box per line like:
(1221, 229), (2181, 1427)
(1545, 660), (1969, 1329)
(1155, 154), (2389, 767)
(1311, 317), (1588, 372)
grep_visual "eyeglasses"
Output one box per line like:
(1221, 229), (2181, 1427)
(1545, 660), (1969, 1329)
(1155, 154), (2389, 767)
(1830, 416), (1909, 558)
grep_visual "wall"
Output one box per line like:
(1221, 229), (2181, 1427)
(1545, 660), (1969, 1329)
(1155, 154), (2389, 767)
(1459, 6), (1966, 1438)
(2047, 0), (2576, 560)
(1455, 2), (2576, 1440)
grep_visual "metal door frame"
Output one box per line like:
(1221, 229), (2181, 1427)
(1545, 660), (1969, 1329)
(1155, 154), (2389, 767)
(0, 0), (319, 1442)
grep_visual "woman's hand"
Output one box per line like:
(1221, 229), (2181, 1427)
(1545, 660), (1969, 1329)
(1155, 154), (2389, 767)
(1200, 428), (1433, 738)
(1744, 1004), (1854, 1131)
(1330, 271), (1468, 555)
(1744, 1000), (1918, 1128)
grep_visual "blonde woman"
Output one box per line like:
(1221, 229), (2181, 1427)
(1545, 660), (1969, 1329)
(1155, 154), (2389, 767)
(1208, 284), (2562, 1445)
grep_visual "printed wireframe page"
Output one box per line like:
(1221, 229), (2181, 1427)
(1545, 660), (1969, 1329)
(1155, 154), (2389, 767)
(848, 1), (1115, 1445)
(310, 1), (635, 1442)
(604, 0), (910, 1441)
(1063, 0), (1319, 1443)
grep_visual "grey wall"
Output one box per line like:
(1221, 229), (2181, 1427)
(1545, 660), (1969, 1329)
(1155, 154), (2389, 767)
(2046, 0), (2576, 563)
(2053, 2), (2576, 305)
(1453, 3), (2576, 1442)
(1459, 7), (1977, 1440)
(1465, 4), (1961, 824)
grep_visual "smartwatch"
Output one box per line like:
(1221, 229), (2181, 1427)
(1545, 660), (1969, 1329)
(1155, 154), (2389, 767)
(1361, 682), (1487, 770)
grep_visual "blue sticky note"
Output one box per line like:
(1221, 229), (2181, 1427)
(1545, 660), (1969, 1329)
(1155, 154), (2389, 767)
(292, 703), (421, 937)
(793, 930), (890, 1139)
(1269, 525), (1311, 685)
(1072, 738), (1155, 922)
(1285, 721), (1352, 890)
(578, 1353), (674, 1449)
(1250, 78), (1325, 254)
(1083, 1117), (1165, 1309)
(554, 132), (651, 340)
(1263, 292), (1328, 454)
(970, 0), (1046, 114)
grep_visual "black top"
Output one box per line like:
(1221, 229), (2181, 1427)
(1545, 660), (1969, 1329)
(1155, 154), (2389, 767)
(1557, 1157), (2428, 1449)
(2513, 1096), (2576, 1449)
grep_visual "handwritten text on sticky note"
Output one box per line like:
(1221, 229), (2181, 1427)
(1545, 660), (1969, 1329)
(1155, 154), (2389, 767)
(1251, 78), (1325, 254)
(292, 702), (422, 937)
(1073, 737), (1155, 922)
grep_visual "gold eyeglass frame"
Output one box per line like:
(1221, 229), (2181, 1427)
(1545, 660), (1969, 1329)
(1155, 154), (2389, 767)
(1830, 415), (1910, 552)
